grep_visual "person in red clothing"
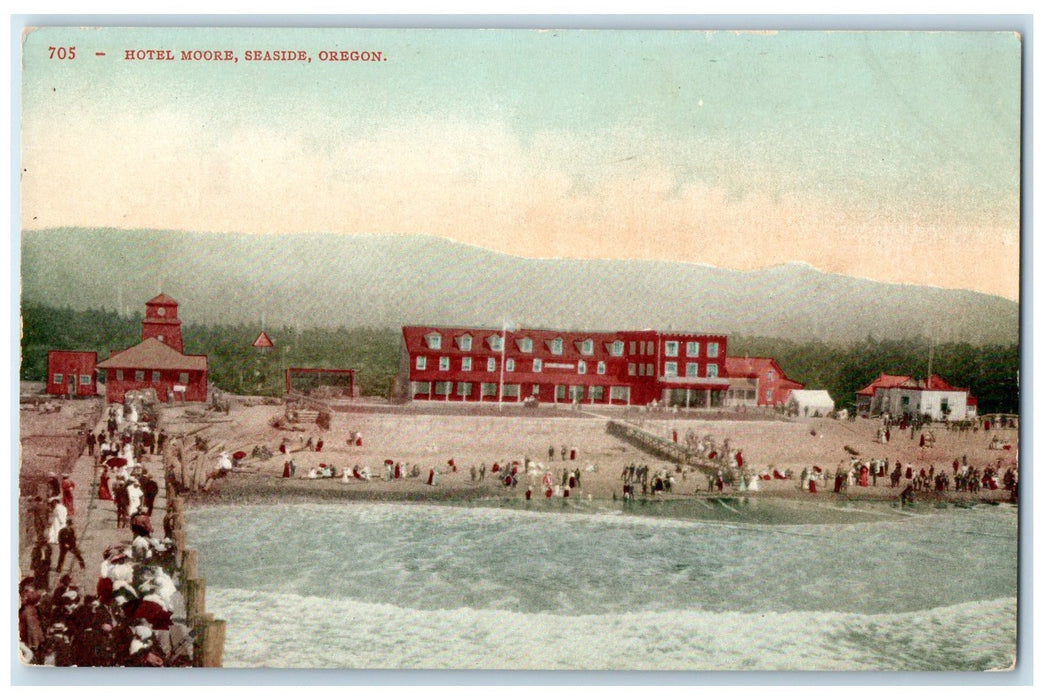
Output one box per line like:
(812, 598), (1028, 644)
(61, 474), (76, 518)
(98, 467), (112, 501)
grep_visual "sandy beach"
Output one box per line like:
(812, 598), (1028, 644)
(159, 397), (1019, 508)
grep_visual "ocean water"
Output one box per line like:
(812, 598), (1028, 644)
(185, 499), (1018, 670)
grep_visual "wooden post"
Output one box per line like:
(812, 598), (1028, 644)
(182, 549), (197, 580)
(184, 577), (206, 628)
(199, 617), (226, 668)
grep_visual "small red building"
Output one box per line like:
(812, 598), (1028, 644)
(724, 356), (804, 407)
(46, 350), (98, 397)
(96, 295), (208, 404)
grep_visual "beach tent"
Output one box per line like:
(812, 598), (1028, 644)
(786, 390), (835, 417)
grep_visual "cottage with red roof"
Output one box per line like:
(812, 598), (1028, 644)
(723, 356), (804, 407)
(96, 294), (208, 404)
(856, 372), (977, 421)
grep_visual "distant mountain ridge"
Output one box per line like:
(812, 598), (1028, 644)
(19, 229), (1019, 345)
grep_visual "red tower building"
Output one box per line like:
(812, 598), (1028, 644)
(140, 292), (184, 352)
(97, 294), (207, 404)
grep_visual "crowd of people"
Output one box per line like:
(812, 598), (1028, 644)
(19, 401), (193, 667)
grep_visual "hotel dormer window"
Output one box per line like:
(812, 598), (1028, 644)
(608, 340), (624, 356)
(488, 334), (504, 352)
(576, 339), (594, 355)
(425, 333), (442, 350)
(457, 335), (473, 351)
(548, 337), (564, 355)
(517, 337), (533, 353)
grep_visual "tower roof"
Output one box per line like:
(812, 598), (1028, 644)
(146, 293), (179, 306)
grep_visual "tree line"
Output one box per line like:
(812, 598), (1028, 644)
(20, 304), (1020, 414)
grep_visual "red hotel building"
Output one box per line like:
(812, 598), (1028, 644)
(396, 326), (730, 407)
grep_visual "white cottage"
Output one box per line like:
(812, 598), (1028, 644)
(856, 373), (976, 421)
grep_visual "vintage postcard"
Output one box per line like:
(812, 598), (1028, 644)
(16, 24), (1021, 674)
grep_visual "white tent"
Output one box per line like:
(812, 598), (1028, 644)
(787, 390), (835, 416)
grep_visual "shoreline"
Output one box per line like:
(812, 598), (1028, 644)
(190, 473), (1018, 509)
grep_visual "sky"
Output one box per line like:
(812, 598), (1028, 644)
(19, 26), (1023, 300)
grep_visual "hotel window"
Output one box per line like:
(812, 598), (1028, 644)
(489, 335), (503, 352)
(80, 374), (92, 385)
(531, 385), (541, 395)
(686, 363), (699, 377)
(570, 385), (584, 401)
(53, 373), (63, 384)
(179, 372), (190, 384)
(481, 383), (498, 397)
(556, 385), (567, 400)
(665, 341), (679, 357)
(610, 386), (629, 401)
(647, 342), (655, 355)
(629, 341), (637, 355)
(135, 371), (145, 382)
(416, 356), (427, 370)
(707, 363), (719, 378)
(597, 361), (606, 375)
(414, 381), (431, 395)
(646, 363), (654, 376)
(461, 357), (472, 371)
(766, 389), (773, 402)
(609, 340), (624, 356)
(708, 342), (719, 358)
(638, 364), (645, 377)
(533, 358), (542, 373)
(426, 333), (442, 350)
(152, 371), (161, 382)
(487, 357), (496, 372)
(518, 338), (533, 353)
(506, 359), (515, 372)
(687, 341), (700, 356)
(503, 384), (520, 398)
(439, 357), (450, 371)
(457, 382), (472, 397)
(116, 370), (124, 381)
(459, 336), (472, 351)
(628, 363), (636, 376)
(434, 381), (452, 395)
(577, 360), (587, 375)
(589, 386), (604, 401)
(664, 362), (678, 377)
(767, 370), (775, 381)
(551, 338), (563, 355)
